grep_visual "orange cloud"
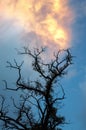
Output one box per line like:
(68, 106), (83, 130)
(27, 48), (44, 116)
(0, 0), (74, 49)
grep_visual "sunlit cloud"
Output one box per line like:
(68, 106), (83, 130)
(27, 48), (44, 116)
(0, 0), (74, 49)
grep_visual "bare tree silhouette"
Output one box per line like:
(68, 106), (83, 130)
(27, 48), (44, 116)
(0, 47), (72, 130)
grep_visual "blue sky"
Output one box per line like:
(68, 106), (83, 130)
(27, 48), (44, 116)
(61, 0), (86, 129)
(0, 0), (86, 129)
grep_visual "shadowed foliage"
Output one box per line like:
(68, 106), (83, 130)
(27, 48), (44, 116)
(0, 47), (72, 130)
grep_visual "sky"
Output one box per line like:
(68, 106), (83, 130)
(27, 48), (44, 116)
(0, 0), (86, 130)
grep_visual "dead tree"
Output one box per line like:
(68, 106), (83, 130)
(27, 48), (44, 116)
(0, 47), (73, 130)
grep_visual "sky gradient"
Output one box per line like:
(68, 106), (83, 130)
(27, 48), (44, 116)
(0, 0), (86, 130)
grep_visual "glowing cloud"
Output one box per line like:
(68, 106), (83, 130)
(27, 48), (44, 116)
(0, 0), (74, 49)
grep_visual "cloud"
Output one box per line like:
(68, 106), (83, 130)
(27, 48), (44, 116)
(0, 0), (74, 49)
